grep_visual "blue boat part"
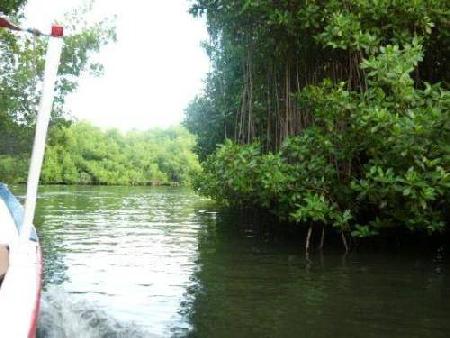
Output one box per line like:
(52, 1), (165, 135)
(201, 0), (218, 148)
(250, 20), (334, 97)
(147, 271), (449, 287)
(0, 183), (38, 242)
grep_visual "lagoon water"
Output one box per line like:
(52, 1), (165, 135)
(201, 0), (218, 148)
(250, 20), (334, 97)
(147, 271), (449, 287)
(10, 185), (448, 337)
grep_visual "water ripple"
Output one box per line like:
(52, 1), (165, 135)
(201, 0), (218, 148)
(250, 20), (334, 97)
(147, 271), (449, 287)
(33, 186), (213, 337)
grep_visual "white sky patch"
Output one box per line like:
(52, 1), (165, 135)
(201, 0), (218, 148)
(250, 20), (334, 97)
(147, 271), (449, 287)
(24, 0), (209, 131)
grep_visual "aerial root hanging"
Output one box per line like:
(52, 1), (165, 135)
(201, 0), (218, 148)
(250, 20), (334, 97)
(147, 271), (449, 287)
(305, 227), (350, 253)
(305, 226), (313, 254)
(341, 231), (349, 253)
(319, 226), (325, 250)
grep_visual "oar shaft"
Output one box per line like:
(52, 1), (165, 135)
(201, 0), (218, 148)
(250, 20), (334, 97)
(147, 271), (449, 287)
(22, 38), (63, 240)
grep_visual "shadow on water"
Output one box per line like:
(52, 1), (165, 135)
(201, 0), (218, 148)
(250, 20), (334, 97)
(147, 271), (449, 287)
(183, 210), (450, 338)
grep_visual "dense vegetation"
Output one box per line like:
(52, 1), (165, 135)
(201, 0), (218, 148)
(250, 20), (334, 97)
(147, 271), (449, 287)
(0, 0), (116, 181)
(1, 122), (200, 185)
(185, 0), (450, 247)
(1, 1), (201, 186)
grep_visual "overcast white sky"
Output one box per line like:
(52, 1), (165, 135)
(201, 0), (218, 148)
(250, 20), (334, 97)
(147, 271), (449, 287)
(24, 0), (209, 131)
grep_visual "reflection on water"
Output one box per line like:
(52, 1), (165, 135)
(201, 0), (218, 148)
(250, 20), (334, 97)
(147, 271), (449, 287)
(29, 185), (212, 337)
(9, 186), (449, 337)
(188, 214), (450, 338)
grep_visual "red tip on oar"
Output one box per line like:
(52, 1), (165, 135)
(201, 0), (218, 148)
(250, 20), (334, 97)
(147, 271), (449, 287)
(0, 17), (10, 28)
(51, 25), (63, 37)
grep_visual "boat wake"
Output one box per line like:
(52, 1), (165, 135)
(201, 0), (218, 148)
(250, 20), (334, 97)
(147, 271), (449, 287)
(37, 287), (156, 338)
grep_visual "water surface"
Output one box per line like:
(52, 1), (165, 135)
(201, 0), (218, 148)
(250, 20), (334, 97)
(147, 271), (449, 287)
(11, 185), (448, 337)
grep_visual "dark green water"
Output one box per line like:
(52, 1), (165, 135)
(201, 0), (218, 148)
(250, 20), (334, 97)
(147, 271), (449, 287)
(11, 186), (449, 337)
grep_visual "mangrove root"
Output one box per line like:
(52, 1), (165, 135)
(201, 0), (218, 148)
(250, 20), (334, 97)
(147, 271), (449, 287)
(341, 231), (349, 253)
(305, 226), (313, 253)
(319, 226), (325, 250)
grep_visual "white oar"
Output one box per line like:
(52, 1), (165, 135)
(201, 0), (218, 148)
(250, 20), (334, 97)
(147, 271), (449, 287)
(22, 34), (64, 241)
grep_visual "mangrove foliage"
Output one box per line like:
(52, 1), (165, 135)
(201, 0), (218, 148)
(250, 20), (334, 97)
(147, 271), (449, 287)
(185, 0), (450, 243)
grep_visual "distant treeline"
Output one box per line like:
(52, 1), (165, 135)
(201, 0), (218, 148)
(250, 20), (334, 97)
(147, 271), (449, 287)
(0, 122), (201, 185)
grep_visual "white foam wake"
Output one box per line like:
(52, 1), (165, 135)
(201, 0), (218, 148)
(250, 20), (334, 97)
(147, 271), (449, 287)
(37, 287), (157, 338)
